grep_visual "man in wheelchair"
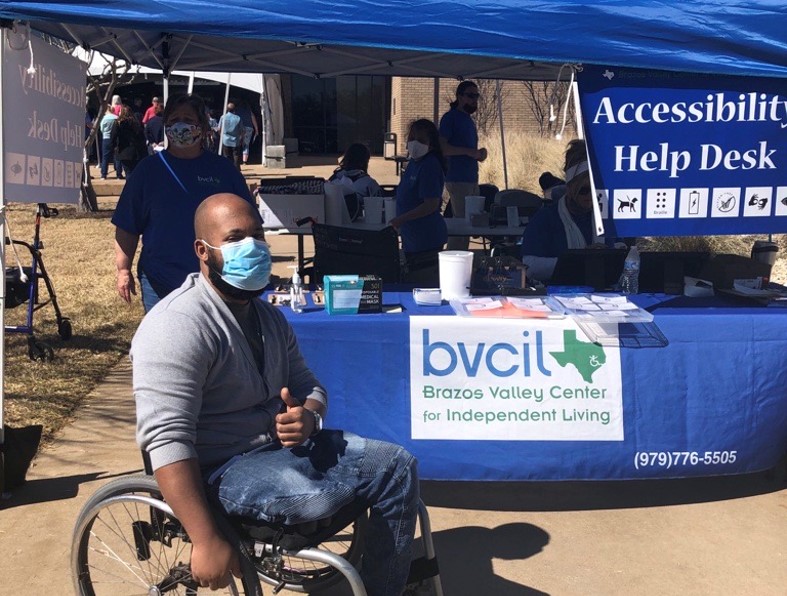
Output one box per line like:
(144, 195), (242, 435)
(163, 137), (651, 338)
(132, 193), (419, 594)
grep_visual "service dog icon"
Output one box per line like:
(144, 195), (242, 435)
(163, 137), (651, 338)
(617, 196), (638, 213)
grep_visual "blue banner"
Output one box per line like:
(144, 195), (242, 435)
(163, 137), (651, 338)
(577, 65), (787, 237)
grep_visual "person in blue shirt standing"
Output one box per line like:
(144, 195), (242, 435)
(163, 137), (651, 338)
(112, 93), (254, 312)
(439, 80), (487, 250)
(390, 119), (447, 284)
(219, 102), (244, 170)
(98, 105), (121, 180)
(235, 99), (259, 167)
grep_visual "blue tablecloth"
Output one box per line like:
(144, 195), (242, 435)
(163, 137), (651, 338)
(278, 292), (787, 480)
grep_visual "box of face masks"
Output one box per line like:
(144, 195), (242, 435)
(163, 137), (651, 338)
(324, 275), (382, 314)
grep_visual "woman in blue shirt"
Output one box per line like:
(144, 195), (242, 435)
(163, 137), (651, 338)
(390, 119), (447, 283)
(112, 94), (254, 312)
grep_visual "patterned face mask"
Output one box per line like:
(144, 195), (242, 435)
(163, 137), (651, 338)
(165, 122), (202, 148)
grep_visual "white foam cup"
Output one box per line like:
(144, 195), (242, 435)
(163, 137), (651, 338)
(751, 240), (778, 266)
(439, 250), (474, 300)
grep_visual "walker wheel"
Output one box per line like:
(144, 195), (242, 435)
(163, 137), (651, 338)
(28, 338), (54, 362)
(58, 318), (73, 340)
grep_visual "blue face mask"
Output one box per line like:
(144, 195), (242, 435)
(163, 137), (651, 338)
(202, 237), (272, 291)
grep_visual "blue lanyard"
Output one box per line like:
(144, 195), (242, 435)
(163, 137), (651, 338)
(157, 151), (188, 194)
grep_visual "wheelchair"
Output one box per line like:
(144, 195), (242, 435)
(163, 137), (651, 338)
(72, 473), (443, 595)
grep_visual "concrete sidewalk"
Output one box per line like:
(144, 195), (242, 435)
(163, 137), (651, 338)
(1, 358), (785, 595)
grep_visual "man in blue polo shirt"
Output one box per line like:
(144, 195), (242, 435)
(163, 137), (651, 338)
(439, 80), (487, 250)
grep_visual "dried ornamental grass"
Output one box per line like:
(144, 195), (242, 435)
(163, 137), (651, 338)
(3, 202), (144, 444)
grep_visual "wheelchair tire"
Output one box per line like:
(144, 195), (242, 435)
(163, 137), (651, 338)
(258, 510), (367, 593)
(71, 474), (263, 596)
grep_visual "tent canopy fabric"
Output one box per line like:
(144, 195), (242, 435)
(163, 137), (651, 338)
(1, 1), (786, 80)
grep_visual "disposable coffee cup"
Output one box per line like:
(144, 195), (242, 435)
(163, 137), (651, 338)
(384, 198), (396, 224)
(364, 196), (384, 224)
(464, 195), (486, 223)
(751, 240), (778, 267)
(439, 250), (474, 300)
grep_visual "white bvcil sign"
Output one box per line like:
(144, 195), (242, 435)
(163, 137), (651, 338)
(2, 31), (85, 204)
(410, 317), (624, 441)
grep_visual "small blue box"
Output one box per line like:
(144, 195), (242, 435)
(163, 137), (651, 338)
(324, 275), (382, 314)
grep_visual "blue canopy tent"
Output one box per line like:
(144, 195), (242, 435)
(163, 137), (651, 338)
(0, 1), (785, 79)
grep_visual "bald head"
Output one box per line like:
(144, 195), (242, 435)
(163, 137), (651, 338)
(193, 194), (268, 301)
(194, 193), (259, 239)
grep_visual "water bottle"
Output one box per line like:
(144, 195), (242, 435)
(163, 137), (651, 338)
(619, 246), (640, 295)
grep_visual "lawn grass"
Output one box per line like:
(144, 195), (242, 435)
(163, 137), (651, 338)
(3, 201), (144, 445)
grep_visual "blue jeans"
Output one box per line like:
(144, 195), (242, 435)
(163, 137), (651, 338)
(242, 126), (254, 160)
(138, 271), (162, 313)
(209, 431), (419, 596)
(100, 138), (123, 178)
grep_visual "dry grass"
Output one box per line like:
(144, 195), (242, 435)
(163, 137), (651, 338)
(3, 202), (144, 444)
(479, 131), (565, 194)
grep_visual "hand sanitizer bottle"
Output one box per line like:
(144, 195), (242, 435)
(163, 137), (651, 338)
(288, 266), (305, 313)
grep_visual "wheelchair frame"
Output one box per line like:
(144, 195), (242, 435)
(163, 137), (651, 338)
(71, 474), (443, 595)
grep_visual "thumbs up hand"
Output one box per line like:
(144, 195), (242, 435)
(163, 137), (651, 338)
(276, 387), (315, 447)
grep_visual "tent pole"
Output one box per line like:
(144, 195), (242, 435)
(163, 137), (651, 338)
(219, 73), (232, 154)
(0, 33), (6, 466)
(496, 79), (508, 189)
(260, 74), (267, 167)
(573, 80), (605, 238)
(163, 75), (169, 104)
(187, 72), (195, 95)
(432, 77), (439, 125)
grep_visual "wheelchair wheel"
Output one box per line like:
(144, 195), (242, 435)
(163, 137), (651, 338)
(72, 475), (263, 595)
(258, 511), (367, 593)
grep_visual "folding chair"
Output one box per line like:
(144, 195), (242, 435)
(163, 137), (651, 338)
(304, 223), (403, 284)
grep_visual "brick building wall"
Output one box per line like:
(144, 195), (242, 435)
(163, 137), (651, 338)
(390, 77), (574, 154)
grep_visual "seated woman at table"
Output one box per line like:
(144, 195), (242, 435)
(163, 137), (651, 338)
(520, 139), (604, 281)
(390, 119), (447, 284)
(329, 143), (381, 198)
